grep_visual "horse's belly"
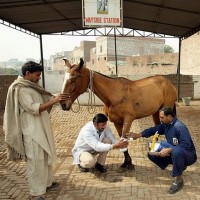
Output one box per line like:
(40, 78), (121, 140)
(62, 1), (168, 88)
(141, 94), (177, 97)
(107, 109), (124, 124)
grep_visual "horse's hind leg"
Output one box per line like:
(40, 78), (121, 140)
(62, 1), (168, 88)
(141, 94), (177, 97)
(153, 103), (176, 124)
(152, 110), (160, 125)
(103, 105), (109, 117)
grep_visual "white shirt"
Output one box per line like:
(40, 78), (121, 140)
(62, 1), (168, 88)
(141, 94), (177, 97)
(72, 121), (117, 164)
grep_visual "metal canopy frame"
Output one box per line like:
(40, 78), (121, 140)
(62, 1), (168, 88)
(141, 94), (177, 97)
(1, 0), (199, 101)
(1, 18), (178, 39)
(0, 19), (39, 38)
(50, 27), (177, 38)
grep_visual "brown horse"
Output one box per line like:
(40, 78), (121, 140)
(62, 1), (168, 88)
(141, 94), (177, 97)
(61, 58), (177, 172)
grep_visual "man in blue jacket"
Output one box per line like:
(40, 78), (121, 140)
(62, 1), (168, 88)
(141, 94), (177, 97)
(127, 106), (197, 194)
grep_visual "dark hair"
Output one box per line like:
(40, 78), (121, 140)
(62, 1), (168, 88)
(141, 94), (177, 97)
(160, 106), (175, 117)
(93, 113), (108, 123)
(21, 61), (43, 76)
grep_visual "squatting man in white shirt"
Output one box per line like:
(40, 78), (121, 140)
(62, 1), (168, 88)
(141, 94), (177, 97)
(72, 113), (128, 173)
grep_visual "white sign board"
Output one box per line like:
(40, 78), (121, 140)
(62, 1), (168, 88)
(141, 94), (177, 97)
(82, 0), (123, 27)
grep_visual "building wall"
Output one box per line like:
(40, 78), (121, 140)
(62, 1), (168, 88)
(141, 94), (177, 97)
(117, 53), (178, 76)
(88, 52), (178, 76)
(54, 56), (67, 72)
(82, 41), (96, 62)
(0, 75), (17, 111)
(87, 48), (98, 71)
(48, 36), (166, 75)
(48, 51), (72, 71)
(72, 41), (96, 63)
(94, 36), (165, 74)
(181, 32), (200, 75)
(72, 46), (84, 63)
(193, 75), (200, 99)
(166, 74), (194, 99)
(96, 36), (165, 60)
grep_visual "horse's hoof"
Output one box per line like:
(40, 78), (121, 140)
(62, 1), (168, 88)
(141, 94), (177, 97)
(125, 169), (135, 177)
(126, 164), (135, 171)
(116, 163), (135, 173)
(116, 166), (126, 173)
(116, 162), (127, 173)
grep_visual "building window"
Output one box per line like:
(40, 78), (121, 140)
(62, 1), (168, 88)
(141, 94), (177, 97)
(92, 59), (94, 64)
(98, 58), (100, 61)
(104, 57), (106, 60)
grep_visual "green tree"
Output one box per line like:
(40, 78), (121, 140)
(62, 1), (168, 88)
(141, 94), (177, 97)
(164, 45), (175, 53)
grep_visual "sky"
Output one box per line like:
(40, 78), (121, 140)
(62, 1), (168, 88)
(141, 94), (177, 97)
(0, 24), (179, 62)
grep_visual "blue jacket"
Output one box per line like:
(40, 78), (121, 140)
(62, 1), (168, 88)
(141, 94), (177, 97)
(141, 117), (196, 154)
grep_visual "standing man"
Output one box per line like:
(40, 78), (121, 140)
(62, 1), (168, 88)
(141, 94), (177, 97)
(72, 113), (128, 173)
(126, 106), (197, 194)
(3, 61), (69, 200)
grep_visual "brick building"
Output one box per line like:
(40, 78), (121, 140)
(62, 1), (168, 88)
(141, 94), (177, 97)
(70, 41), (96, 63)
(86, 36), (165, 74)
(181, 32), (200, 75)
(48, 51), (72, 72)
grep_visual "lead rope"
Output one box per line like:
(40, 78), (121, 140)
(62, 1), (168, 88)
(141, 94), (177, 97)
(87, 70), (96, 114)
(70, 97), (81, 113)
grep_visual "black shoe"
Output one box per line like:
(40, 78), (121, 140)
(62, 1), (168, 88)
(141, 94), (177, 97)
(37, 198), (45, 200)
(77, 164), (89, 172)
(168, 179), (184, 194)
(29, 196), (45, 200)
(95, 162), (107, 173)
(46, 181), (60, 191)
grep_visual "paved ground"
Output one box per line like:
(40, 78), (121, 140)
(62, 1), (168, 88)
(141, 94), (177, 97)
(0, 101), (200, 200)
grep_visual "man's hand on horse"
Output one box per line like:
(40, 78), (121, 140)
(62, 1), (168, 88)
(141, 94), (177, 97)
(125, 132), (142, 140)
(113, 139), (128, 149)
(54, 93), (70, 103)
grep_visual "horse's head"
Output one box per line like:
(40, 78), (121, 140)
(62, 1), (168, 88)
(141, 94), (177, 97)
(61, 58), (89, 111)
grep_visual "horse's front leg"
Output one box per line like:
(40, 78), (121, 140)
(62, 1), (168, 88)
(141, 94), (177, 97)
(122, 149), (135, 171)
(114, 119), (135, 173)
(120, 119), (135, 172)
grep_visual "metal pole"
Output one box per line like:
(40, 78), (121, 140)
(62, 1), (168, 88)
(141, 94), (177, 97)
(39, 34), (45, 88)
(114, 27), (118, 75)
(177, 37), (181, 102)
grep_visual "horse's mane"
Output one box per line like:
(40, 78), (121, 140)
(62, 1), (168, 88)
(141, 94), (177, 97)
(94, 71), (128, 81)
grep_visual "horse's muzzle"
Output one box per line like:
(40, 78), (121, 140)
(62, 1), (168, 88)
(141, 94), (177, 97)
(61, 103), (67, 110)
(60, 102), (71, 111)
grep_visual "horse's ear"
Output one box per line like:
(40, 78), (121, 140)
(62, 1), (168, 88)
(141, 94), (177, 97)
(77, 58), (84, 70)
(63, 59), (71, 68)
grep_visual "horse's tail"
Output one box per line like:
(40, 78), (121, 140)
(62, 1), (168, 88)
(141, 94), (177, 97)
(173, 103), (177, 116)
(103, 104), (109, 117)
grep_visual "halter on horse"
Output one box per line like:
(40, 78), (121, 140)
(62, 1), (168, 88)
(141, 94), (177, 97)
(61, 58), (177, 173)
